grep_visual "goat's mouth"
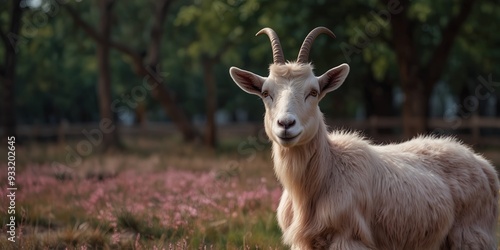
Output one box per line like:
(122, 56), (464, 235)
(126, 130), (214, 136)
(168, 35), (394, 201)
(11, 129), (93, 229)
(277, 132), (301, 143)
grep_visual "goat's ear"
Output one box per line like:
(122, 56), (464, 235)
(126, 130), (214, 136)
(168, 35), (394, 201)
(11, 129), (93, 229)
(230, 67), (266, 96)
(317, 63), (350, 98)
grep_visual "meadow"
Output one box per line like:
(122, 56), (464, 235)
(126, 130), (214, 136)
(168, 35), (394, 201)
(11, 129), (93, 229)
(1, 132), (499, 249)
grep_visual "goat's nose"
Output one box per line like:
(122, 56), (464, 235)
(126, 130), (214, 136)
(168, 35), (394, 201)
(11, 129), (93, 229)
(277, 118), (296, 129)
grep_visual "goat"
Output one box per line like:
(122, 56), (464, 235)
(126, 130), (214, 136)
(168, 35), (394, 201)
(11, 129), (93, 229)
(229, 27), (499, 249)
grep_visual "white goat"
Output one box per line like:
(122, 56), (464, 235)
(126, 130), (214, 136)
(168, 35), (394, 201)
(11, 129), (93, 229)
(229, 27), (499, 249)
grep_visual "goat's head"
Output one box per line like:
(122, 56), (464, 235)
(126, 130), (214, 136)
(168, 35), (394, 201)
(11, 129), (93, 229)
(230, 27), (350, 147)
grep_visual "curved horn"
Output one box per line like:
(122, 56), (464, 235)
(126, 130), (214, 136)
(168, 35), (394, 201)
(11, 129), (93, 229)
(256, 28), (285, 65)
(297, 27), (336, 64)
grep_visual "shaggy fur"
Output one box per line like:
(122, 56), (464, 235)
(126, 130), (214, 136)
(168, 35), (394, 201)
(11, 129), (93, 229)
(275, 121), (498, 249)
(230, 61), (499, 250)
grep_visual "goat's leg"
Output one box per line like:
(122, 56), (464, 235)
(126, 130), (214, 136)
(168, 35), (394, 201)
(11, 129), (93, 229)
(328, 238), (374, 250)
(444, 164), (498, 250)
(444, 225), (497, 250)
(327, 233), (375, 250)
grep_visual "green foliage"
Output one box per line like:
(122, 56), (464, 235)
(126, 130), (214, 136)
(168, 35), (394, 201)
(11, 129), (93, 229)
(2, 0), (499, 125)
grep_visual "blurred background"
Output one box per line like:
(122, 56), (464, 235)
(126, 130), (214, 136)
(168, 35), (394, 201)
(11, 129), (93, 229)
(1, 0), (500, 248)
(1, 0), (500, 148)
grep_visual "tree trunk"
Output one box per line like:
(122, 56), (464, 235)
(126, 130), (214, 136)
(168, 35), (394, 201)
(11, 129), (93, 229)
(1, 0), (23, 142)
(203, 58), (217, 147)
(97, 0), (119, 150)
(143, 0), (199, 142)
(383, 0), (475, 139)
(401, 80), (429, 138)
(63, 2), (200, 143)
(364, 74), (394, 117)
(364, 73), (395, 136)
(134, 101), (146, 126)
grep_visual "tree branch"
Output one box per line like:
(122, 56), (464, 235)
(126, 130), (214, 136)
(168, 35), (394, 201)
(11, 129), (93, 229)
(146, 0), (172, 66)
(62, 4), (140, 59)
(424, 0), (476, 88)
(0, 17), (8, 48)
(63, 2), (173, 84)
(386, 0), (419, 87)
(1, 0), (23, 52)
(63, 1), (199, 141)
(0, 28), (8, 49)
(214, 40), (233, 62)
(141, 0), (200, 141)
(63, 5), (103, 42)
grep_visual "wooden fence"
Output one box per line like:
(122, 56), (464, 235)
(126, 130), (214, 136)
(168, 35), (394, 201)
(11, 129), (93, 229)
(8, 116), (500, 146)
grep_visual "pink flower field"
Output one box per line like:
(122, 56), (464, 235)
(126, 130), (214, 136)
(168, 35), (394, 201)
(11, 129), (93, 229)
(1, 138), (500, 249)
(0, 140), (286, 249)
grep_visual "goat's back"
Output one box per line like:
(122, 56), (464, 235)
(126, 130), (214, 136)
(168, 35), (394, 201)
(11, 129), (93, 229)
(369, 136), (499, 249)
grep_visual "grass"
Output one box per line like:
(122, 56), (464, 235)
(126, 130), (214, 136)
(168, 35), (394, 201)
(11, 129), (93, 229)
(0, 134), (284, 249)
(0, 132), (499, 249)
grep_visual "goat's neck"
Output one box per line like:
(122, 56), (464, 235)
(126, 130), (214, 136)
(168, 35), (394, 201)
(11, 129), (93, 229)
(272, 119), (329, 199)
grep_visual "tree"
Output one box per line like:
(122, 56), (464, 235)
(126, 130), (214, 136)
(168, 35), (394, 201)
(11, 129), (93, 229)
(96, 0), (119, 150)
(263, 0), (486, 137)
(63, 0), (201, 142)
(6, 0), (500, 146)
(175, 0), (262, 147)
(382, 0), (476, 137)
(0, 0), (24, 142)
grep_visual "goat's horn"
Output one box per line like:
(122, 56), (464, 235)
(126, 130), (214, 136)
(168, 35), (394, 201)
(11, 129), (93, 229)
(256, 28), (285, 65)
(297, 27), (336, 64)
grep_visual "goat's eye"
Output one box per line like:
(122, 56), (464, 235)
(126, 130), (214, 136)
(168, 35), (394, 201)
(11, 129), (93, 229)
(262, 91), (269, 98)
(309, 90), (318, 97)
